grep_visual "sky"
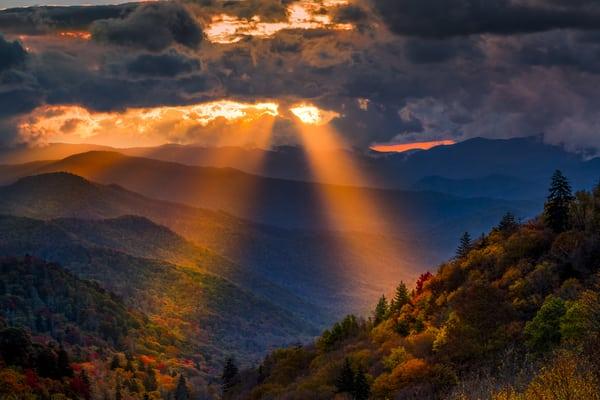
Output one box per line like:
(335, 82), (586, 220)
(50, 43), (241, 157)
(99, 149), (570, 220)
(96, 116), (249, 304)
(1, 0), (600, 153)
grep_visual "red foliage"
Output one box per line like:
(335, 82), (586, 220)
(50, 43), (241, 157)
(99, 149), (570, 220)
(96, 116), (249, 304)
(415, 272), (433, 294)
(70, 374), (91, 400)
(24, 369), (40, 390)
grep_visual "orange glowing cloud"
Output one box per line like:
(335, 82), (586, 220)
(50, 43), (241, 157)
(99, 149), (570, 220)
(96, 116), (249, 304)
(370, 140), (456, 153)
(290, 104), (340, 126)
(17, 101), (280, 148)
(58, 31), (92, 40)
(205, 0), (353, 44)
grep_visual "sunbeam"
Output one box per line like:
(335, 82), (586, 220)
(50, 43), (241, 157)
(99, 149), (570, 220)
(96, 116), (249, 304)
(291, 105), (411, 289)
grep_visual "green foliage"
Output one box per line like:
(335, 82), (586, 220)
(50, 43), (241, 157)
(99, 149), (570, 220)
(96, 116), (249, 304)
(234, 176), (600, 400)
(335, 359), (370, 400)
(319, 315), (360, 351)
(353, 367), (370, 400)
(373, 295), (389, 325)
(525, 296), (566, 353)
(0, 257), (148, 349)
(390, 281), (410, 314)
(560, 290), (600, 346)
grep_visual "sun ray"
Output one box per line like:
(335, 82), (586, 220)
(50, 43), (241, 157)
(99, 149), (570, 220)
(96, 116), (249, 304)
(291, 105), (412, 294)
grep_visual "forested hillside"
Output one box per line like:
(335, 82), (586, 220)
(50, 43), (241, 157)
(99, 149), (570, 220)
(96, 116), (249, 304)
(230, 171), (600, 399)
(0, 215), (318, 376)
(0, 257), (189, 399)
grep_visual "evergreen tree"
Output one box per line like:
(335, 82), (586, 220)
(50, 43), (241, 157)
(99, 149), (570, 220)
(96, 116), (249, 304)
(143, 366), (158, 391)
(110, 354), (120, 370)
(373, 295), (389, 325)
(497, 212), (519, 234)
(390, 282), (410, 313)
(125, 357), (135, 372)
(115, 379), (122, 400)
(456, 232), (472, 259)
(175, 374), (190, 400)
(545, 170), (574, 233)
(335, 358), (355, 394)
(257, 364), (266, 384)
(353, 367), (371, 400)
(80, 370), (91, 400)
(221, 357), (239, 396)
(56, 345), (73, 377)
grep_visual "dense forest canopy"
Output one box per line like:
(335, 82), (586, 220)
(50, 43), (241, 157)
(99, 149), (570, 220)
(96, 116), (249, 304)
(227, 171), (600, 399)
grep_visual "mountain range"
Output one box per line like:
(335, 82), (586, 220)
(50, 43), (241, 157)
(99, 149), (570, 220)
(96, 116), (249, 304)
(2, 136), (599, 197)
(0, 135), (597, 393)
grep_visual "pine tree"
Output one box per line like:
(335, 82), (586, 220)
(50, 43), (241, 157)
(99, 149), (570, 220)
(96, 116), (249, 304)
(80, 370), (91, 400)
(57, 345), (73, 377)
(175, 374), (189, 400)
(143, 366), (158, 392)
(221, 357), (239, 396)
(125, 355), (135, 372)
(110, 354), (120, 370)
(544, 170), (574, 233)
(353, 367), (371, 400)
(497, 212), (518, 234)
(373, 295), (389, 325)
(335, 358), (355, 394)
(390, 282), (410, 313)
(456, 232), (472, 259)
(115, 379), (122, 400)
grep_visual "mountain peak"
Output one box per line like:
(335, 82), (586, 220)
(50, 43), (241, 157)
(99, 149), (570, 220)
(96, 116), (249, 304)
(14, 171), (92, 187)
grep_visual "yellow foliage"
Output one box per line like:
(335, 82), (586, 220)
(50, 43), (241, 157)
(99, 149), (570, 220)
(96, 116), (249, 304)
(0, 369), (29, 397)
(524, 352), (600, 400)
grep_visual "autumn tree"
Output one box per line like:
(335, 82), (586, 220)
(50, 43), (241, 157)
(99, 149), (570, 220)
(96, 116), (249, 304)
(143, 366), (158, 392)
(544, 170), (574, 233)
(415, 272), (433, 295)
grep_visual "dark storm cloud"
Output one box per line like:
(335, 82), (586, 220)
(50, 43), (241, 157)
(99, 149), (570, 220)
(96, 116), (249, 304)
(0, 4), (136, 35)
(29, 50), (215, 112)
(126, 51), (200, 77)
(2, 0), (600, 152)
(91, 2), (202, 51)
(404, 37), (482, 64)
(333, 5), (369, 24)
(217, 0), (287, 21)
(373, 0), (600, 38)
(0, 89), (42, 118)
(0, 34), (27, 71)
